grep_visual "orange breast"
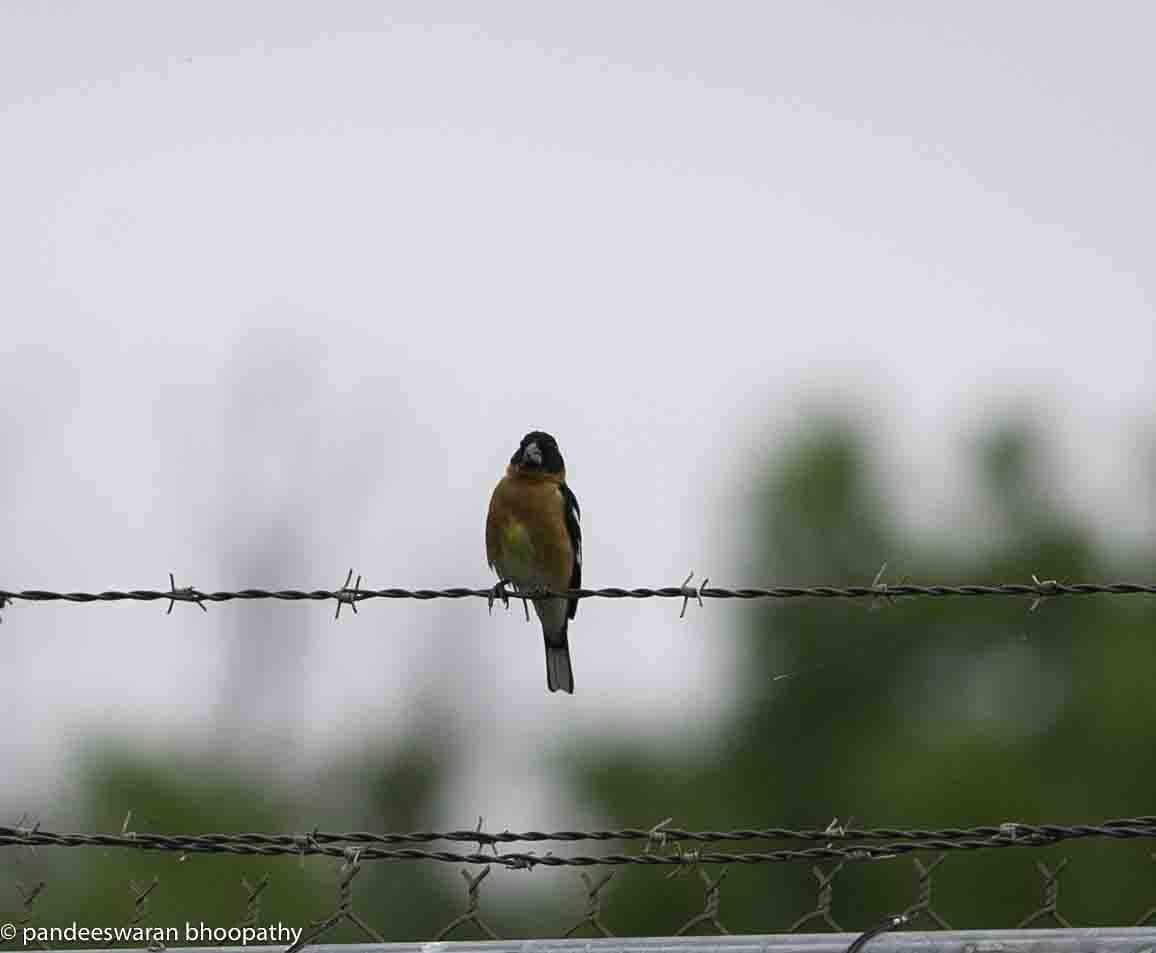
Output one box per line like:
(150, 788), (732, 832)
(486, 474), (573, 589)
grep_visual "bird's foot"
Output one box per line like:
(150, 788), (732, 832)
(488, 579), (512, 615)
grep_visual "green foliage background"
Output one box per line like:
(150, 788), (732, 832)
(4, 417), (1155, 940)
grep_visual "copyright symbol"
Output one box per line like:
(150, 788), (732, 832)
(1, 922), (17, 941)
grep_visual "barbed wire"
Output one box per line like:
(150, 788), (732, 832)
(3, 815), (1154, 868)
(3, 570), (1156, 614)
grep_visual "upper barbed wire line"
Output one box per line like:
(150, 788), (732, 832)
(3, 579), (1156, 605)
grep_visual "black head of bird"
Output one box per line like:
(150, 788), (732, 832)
(511, 431), (565, 474)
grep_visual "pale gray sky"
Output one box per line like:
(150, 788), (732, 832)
(1, 2), (1154, 819)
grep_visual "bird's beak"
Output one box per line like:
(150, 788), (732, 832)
(523, 442), (542, 466)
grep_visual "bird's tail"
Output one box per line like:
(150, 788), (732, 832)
(544, 628), (574, 694)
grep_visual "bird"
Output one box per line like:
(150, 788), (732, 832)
(486, 431), (581, 693)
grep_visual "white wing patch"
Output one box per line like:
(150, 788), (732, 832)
(572, 505), (582, 567)
(562, 485), (581, 566)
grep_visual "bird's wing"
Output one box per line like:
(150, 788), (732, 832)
(560, 482), (581, 619)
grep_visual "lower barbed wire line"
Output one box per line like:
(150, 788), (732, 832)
(3, 580), (1156, 605)
(2, 823), (1155, 867)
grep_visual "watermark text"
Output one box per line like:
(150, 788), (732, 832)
(3, 921), (303, 947)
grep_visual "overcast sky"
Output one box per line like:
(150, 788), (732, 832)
(2, 2), (1154, 821)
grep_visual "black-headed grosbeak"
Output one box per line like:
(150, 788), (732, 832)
(486, 431), (581, 693)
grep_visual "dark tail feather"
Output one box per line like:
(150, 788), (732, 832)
(544, 631), (574, 694)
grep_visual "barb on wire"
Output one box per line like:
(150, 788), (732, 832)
(434, 866), (500, 941)
(1029, 574), (1060, 613)
(3, 815), (1156, 867)
(12, 813), (40, 839)
(284, 850), (383, 953)
(675, 868), (729, 936)
(4, 576), (1156, 609)
(790, 863), (844, 932)
(1018, 858), (1072, 928)
(334, 569), (362, 620)
(664, 847), (700, 879)
(679, 572), (709, 619)
(166, 573), (206, 614)
(563, 871), (615, 938)
(473, 816), (500, 858)
(868, 563), (911, 610)
(645, 817), (674, 853)
(825, 817), (850, 844)
(292, 829), (319, 868)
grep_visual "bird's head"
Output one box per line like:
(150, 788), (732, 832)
(510, 431), (565, 475)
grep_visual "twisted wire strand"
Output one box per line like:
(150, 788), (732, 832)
(3, 817), (1153, 868)
(3, 580), (1156, 605)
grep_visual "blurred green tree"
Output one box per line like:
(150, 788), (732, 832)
(568, 417), (1156, 934)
